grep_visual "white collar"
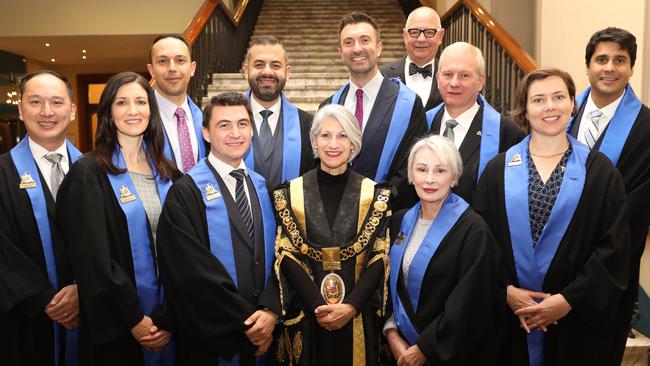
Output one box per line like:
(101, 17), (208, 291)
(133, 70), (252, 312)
(442, 101), (480, 131)
(28, 137), (68, 160)
(155, 89), (190, 120)
(405, 55), (435, 68)
(250, 95), (282, 117)
(208, 152), (248, 180)
(586, 91), (625, 120)
(349, 70), (384, 99)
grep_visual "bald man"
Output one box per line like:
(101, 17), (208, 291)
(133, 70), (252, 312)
(381, 6), (445, 111)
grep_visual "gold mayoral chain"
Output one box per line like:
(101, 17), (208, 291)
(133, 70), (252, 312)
(272, 187), (390, 270)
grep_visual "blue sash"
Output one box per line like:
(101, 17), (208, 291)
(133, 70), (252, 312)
(332, 80), (416, 182)
(426, 94), (501, 182)
(570, 85), (641, 166)
(11, 136), (82, 366)
(504, 135), (587, 366)
(105, 148), (173, 366)
(162, 96), (206, 165)
(389, 194), (468, 348)
(244, 91), (302, 182)
(188, 159), (276, 365)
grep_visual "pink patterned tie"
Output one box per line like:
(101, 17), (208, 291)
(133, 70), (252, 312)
(174, 107), (195, 173)
(355, 88), (364, 130)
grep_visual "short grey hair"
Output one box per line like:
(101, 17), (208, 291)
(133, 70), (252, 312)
(310, 104), (362, 163)
(438, 41), (485, 75)
(407, 134), (463, 185)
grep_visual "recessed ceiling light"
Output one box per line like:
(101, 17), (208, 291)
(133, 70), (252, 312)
(82, 49), (87, 53)
(50, 58), (55, 62)
(45, 43), (50, 47)
(82, 55), (87, 60)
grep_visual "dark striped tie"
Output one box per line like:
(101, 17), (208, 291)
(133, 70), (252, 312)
(229, 169), (255, 244)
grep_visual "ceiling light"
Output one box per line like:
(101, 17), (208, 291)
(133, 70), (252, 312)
(50, 58), (55, 62)
(45, 43), (50, 47)
(82, 55), (87, 60)
(82, 49), (87, 53)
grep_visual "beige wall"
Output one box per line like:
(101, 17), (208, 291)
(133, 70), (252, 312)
(0, 0), (204, 36)
(537, 0), (647, 103)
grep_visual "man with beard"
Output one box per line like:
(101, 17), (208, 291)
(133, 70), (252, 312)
(242, 35), (315, 188)
(381, 6), (445, 111)
(321, 12), (428, 210)
(148, 33), (207, 173)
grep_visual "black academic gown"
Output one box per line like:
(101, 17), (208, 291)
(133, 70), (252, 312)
(156, 163), (280, 365)
(320, 77), (428, 210)
(55, 155), (177, 366)
(0, 152), (74, 366)
(429, 104), (525, 204)
(273, 169), (390, 366)
(570, 99), (650, 362)
(380, 57), (443, 111)
(473, 150), (630, 366)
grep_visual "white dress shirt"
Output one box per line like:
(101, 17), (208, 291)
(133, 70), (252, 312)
(344, 71), (384, 131)
(155, 90), (199, 170)
(439, 102), (480, 148)
(29, 137), (69, 194)
(404, 56), (435, 107)
(577, 92), (624, 146)
(251, 97), (282, 136)
(208, 153), (252, 216)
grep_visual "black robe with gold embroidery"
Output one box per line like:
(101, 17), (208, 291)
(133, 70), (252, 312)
(272, 169), (390, 366)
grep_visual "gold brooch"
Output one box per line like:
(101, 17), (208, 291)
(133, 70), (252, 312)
(508, 153), (522, 167)
(205, 183), (221, 201)
(19, 172), (37, 189)
(119, 185), (136, 203)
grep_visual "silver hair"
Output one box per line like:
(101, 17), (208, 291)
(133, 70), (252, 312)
(438, 41), (485, 75)
(407, 134), (463, 185)
(310, 104), (362, 163)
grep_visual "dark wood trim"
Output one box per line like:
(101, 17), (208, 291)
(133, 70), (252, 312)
(439, 0), (537, 73)
(184, 0), (250, 45)
(76, 73), (114, 152)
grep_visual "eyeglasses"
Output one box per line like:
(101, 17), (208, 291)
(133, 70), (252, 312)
(406, 28), (441, 38)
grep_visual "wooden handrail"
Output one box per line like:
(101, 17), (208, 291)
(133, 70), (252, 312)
(440, 0), (537, 74)
(183, 0), (250, 45)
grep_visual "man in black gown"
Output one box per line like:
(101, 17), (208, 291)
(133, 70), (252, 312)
(157, 92), (280, 365)
(0, 70), (80, 365)
(568, 27), (650, 362)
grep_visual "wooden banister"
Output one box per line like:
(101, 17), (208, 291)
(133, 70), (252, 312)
(440, 0), (537, 73)
(183, 0), (250, 45)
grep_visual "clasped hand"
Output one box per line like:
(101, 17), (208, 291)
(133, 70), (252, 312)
(131, 316), (171, 351)
(314, 303), (357, 331)
(507, 285), (572, 333)
(45, 284), (79, 329)
(244, 309), (277, 356)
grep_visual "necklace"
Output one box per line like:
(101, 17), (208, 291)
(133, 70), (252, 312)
(529, 146), (569, 158)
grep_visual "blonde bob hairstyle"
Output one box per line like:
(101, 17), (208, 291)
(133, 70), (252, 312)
(407, 134), (463, 186)
(310, 104), (362, 163)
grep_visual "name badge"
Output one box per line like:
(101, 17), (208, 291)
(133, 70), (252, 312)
(119, 185), (136, 203)
(205, 183), (222, 201)
(19, 172), (37, 189)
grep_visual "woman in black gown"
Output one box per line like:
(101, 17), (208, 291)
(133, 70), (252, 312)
(272, 104), (391, 366)
(57, 72), (179, 365)
(473, 68), (630, 366)
(385, 135), (504, 366)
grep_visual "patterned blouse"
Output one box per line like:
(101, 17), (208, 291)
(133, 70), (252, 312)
(527, 147), (572, 247)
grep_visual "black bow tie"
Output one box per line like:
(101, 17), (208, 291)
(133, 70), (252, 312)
(409, 63), (432, 78)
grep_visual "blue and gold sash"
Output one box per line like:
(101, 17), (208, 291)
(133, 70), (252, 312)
(389, 194), (468, 348)
(332, 79), (416, 182)
(105, 148), (173, 366)
(11, 136), (82, 366)
(426, 94), (501, 182)
(570, 85), (641, 165)
(188, 158), (276, 365)
(244, 91), (302, 183)
(504, 135), (587, 366)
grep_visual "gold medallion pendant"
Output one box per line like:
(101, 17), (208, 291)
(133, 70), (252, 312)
(320, 273), (345, 304)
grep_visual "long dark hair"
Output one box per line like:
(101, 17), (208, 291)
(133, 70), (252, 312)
(94, 71), (177, 180)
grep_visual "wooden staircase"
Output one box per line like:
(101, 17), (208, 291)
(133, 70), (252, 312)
(205, 0), (408, 113)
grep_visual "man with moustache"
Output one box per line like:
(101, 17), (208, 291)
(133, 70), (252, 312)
(322, 11), (427, 210)
(426, 42), (524, 204)
(148, 33), (207, 173)
(242, 35), (315, 188)
(567, 27), (650, 363)
(0, 70), (81, 365)
(381, 6), (445, 111)
(157, 92), (280, 365)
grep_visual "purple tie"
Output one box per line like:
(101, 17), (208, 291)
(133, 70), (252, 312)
(355, 88), (364, 130)
(174, 107), (195, 173)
